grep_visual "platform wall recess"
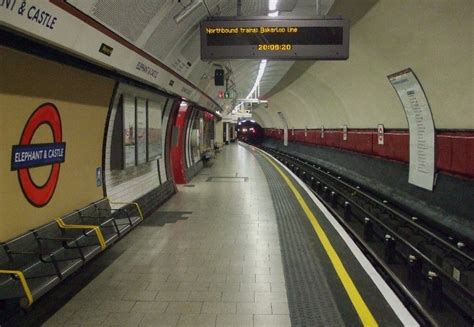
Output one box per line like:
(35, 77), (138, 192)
(104, 83), (174, 206)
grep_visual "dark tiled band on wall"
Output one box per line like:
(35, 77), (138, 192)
(185, 161), (204, 182)
(135, 180), (176, 217)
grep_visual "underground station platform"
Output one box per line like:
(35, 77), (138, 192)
(3, 143), (438, 327)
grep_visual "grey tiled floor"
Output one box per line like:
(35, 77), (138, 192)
(45, 144), (290, 326)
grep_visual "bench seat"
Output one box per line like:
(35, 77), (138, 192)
(0, 198), (142, 307)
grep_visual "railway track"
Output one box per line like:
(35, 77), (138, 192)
(260, 145), (473, 327)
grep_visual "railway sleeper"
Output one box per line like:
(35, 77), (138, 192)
(264, 147), (474, 320)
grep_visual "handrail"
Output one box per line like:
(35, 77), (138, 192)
(107, 199), (144, 222)
(56, 218), (107, 250)
(0, 270), (33, 306)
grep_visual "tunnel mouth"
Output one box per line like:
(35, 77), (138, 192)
(237, 119), (264, 145)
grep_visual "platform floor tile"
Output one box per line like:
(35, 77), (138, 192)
(45, 144), (290, 326)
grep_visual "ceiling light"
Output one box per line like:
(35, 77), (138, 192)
(269, 0), (278, 11)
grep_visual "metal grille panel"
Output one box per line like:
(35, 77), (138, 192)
(92, 0), (165, 42)
(145, 5), (206, 60)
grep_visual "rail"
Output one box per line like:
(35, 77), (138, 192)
(260, 145), (473, 326)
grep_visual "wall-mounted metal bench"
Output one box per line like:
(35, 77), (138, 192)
(0, 198), (143, 308)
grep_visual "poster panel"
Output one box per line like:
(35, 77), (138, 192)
(147, 100), (162, 161)
(388, 68), (435, 190)
(136, 98), (147, 165)
(191, 129), (200, 163)
(122, 95), (136, 168)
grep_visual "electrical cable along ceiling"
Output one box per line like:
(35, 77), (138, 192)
(66, 0), (335, 113)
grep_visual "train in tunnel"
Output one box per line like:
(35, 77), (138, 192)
(237, 120), (265, 145)
(0, 0), (473, 326)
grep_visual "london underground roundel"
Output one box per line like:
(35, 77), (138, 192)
(10, 103), (66, 207)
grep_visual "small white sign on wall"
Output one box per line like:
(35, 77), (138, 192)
(377, 124), (384, 145)
(292, 128), (294, 136)
(321, 126), (325, 139)
(96, 167), (102, 187)
(277, 112), (288, 146)
(343, 125), (348, 141)
(304, 127), (308, 137)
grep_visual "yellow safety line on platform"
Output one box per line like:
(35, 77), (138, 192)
(258, 149), (378, 327)
(107, 199), (144, 221)
(56, 218), (107, 250)
(0, 270), (34, 306)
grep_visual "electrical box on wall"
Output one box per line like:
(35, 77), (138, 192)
(214, 69), (224, 85)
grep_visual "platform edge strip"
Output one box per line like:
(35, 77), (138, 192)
(257, 148), (378, 327)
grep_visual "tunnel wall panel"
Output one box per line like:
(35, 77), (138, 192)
(264, 128), (473, 179)
(0, 0), (221, 113)
(257, 0), (473, 131)
(449, 135), (474, 177)
(0, 45), (181, 242)
(0, 47), (115, 241)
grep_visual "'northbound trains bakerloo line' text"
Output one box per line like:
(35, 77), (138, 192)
(206, 27), (298, 34)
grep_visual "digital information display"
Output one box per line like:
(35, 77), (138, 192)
(201, 17), (349, 60)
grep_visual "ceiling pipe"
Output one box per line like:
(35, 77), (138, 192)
(237, 0), (242, 16)
(174, 0), (211, 23)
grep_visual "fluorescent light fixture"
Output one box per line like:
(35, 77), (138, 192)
(236, 99), (268, 103)
(269, 0), (278, 11)
(174, 0), (203, 24)
(245, 59), (267, 99)
(233, 1), (279, 111)
(234, 58), (267, 111)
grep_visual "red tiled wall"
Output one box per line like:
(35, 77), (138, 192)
(263, 128), (474, 179)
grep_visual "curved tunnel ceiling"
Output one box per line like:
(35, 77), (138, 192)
(65, 0), (335, 114)
(64, 0), (472, 130)
(254, 0), (473, 130)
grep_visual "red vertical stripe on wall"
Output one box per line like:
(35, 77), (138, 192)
(170, 103), (189, 184)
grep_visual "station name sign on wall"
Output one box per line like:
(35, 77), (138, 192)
(201, 17), (349, 60)
(10, 103), (66, 207)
